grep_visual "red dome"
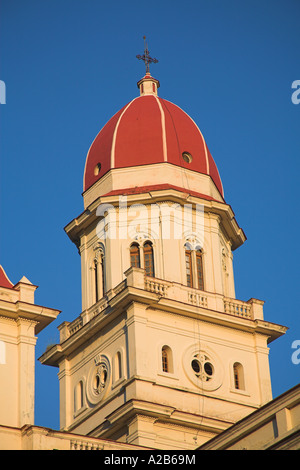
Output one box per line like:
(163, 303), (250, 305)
(0, 265), (14, 289)
(83, 81), (224, 198)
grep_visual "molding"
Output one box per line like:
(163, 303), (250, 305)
(66, 183), (245, 251)
(40, 279), (287, 368)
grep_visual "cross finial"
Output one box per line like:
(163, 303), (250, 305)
(136, 36), (158, 74)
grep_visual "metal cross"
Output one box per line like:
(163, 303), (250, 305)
(136, 36), (158, 74)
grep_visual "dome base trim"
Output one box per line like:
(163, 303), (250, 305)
(82, 162), (224, 209)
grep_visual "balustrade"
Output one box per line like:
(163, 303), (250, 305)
(64, 271), (257, 340)
(224, 298), (252, 319)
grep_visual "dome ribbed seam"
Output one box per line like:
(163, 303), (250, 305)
(110, 97), (139, 169)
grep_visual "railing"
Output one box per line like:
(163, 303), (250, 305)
(144, 277), (169, 296)
(144, 275), (210, 309)
(112, 279), (127, 296)
(188, 291), (208, 308)
(224, 298), (252, 319)
(68, 317), (83, 336)
(143, 275), (254, 320)
(88, 297), (109, 319)
(69, 437), (141, 451)
(70, 439), (104, 450)
(62, 269), (260, 341)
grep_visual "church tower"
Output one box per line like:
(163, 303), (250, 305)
(0, 266), (60, 430)
(40, 59), (287, 449)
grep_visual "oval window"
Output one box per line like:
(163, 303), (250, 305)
(204, 362), (214, 377)
(94, 163), (102, 176)
(182, 152), (193, 163)
(191, 359), (201, 374)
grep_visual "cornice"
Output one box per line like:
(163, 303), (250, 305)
(65, 187), (246, 250)
(39, 281), (287, 368)
(0, 299), (60, 334)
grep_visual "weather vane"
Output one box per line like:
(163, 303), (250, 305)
(136, 36), (158, 74)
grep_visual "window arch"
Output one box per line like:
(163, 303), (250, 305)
(130, 243), (140, 268)
(233, 362), (245, 390)
(93, 247), (105, 304)
(185, 246), (193, 287)
(74, 380), (84, 412)
(143, 241), (154, 277)
(115, 351), (122, 381)
(184, 243), (204, 290)
(196, 249), (204, 291)
(161, 345), (173, 373)
(93, 259), (99, 303)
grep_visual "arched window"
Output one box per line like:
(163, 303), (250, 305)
(101, 256), (105, 296)
(184, 244), (205, 290)
(162, 345), (173, 373)
(143, 242), (154, 277)
(196, 249), (204, 291)
(233, 362), (245, 390)
(74, 380), (84, 412)
(115, 351), (122, 381)
(94, 259), (99, 303)
(130, 243), (140, 268)
(93, 248), (105, 304)
(185, 247), (193, 287)
(162, 347), (168, 372)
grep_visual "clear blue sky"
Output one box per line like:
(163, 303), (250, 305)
(1, 0), (299, 430)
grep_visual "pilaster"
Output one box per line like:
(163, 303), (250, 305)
(17, 318), (37, 427)
(207, 212), (223, 295)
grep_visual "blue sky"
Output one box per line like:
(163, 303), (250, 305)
(1, 0), (299, 430)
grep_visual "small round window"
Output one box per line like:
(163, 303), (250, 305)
(182, 152), (193, 163)
(94, 163), (102, 176)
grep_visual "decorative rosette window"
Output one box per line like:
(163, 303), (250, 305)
(183, 345), (223, 392)
(191, 353), (214, 382)
(86, 355), (110, 405)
